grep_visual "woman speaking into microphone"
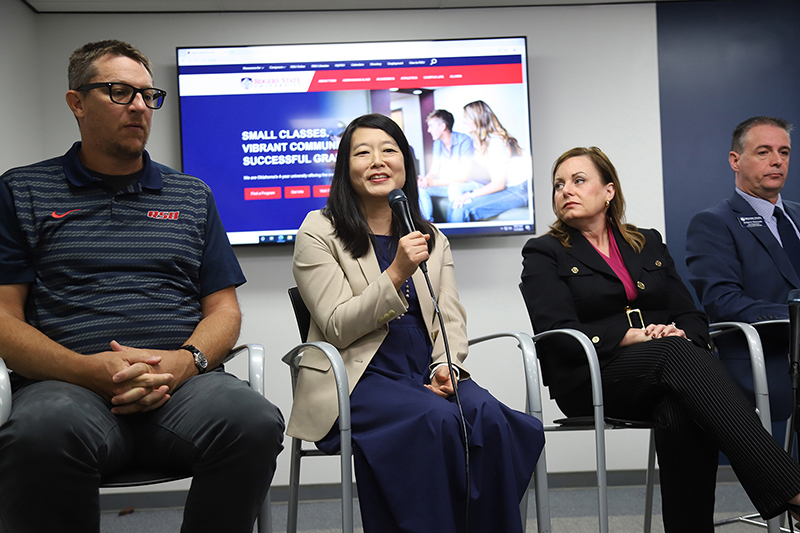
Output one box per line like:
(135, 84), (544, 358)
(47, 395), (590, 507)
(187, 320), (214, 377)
(288, 113), (543, 533)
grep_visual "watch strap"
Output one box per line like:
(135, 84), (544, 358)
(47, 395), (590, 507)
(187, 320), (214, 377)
(180, 344), (208, 374)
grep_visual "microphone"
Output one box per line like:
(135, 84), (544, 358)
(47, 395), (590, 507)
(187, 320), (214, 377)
(387, 189), (415, 235)
(789, 289), (800, 389)
(388, 189), (427, 273)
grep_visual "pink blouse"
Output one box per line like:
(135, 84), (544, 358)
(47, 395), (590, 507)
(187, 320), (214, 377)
(590, 226), (638, 301)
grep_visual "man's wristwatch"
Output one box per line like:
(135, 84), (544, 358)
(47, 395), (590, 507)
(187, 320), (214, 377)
(180, 344), (208, 374)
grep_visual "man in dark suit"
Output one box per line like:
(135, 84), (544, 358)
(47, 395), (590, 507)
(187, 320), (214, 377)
(686, 116), (796, 420)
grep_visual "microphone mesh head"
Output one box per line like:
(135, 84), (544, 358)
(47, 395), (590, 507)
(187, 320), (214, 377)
(387, 188), (407, 207)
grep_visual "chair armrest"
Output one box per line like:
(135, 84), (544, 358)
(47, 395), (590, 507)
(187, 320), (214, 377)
(468, 331), (543, 421)
(751, 319), (791, 329)
(533, 328), (604, 408)
(467, 330), (551, 527)
(0, 357), (11, 425)
(708, 321), (772, 429)
(531, 328), (607, 441)
(282, 342), (351, 438)
(225, 344), (266, 397)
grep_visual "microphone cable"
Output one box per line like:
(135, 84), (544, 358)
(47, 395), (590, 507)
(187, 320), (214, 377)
(388, 188), (471, 530)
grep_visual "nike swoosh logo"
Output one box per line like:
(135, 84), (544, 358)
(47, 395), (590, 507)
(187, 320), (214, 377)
(51, 209), (81, 219)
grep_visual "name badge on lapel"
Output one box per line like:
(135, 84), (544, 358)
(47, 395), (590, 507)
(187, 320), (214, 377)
(738, 216), (766, 228)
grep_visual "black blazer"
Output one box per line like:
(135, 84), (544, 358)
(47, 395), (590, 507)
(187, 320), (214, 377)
(521, 226), (709, 399)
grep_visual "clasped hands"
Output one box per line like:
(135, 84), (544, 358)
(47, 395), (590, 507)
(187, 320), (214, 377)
(90, 340), (191, 415)
(425, 365), (457, 398)
(450, 192), (473, 209)
(620, 322), (686, 347)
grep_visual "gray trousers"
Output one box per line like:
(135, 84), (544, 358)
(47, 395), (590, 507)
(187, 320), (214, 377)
(0, 369), (284, 533)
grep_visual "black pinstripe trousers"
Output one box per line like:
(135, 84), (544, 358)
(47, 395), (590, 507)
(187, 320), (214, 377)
(556, 336), (800, 533)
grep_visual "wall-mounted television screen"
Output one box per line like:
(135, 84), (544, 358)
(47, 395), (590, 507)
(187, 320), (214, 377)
(177, 36), (534, 245)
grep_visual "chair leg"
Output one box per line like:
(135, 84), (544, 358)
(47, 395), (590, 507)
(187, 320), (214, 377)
(531, 447), (552, 533)
(643, 429), (656, 533)
(287, 437), (303, 533)
(592, 406), (610, 533)
(339, 436), (354, 533)
(257, 489), (272, 533)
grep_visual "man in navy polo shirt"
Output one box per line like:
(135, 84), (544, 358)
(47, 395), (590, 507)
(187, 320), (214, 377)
(0, 40), (284, 533)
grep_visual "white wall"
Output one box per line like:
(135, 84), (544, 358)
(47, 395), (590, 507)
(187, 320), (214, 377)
(0, 1), (44, 169)
(1, 1), (663, 490)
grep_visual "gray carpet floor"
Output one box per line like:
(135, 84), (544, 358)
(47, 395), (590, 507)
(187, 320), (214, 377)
(99, 481), (785, 532)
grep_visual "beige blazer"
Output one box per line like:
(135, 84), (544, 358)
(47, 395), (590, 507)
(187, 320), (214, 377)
(287, 210), (470, 442)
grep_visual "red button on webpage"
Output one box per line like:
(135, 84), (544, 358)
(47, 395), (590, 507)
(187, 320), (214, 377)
(313, 185), (331, 197)
(244, 187), (282, 200)
(285, 186), (311, 199)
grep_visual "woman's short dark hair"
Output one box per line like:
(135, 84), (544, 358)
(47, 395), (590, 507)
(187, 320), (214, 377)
(323, 113), (436, 258)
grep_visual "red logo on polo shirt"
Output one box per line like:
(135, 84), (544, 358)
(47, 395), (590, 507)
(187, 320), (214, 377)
(51, 209), (81, 218)
(147, 210), (180, 220)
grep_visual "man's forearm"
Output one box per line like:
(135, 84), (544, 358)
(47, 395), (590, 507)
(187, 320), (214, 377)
(183, 305), (241, 370)
(178, 286), (243, 373)
(0, 310), (86, 382)
(0, 283), (89, 383)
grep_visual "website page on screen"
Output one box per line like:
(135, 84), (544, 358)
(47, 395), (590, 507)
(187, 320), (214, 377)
(177, 37), (534, 245)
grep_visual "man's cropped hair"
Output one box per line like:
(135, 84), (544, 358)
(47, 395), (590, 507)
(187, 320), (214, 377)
(68, 40), (153, 91)
(426, 109), (455, 132)
(731, 116), (793, 153)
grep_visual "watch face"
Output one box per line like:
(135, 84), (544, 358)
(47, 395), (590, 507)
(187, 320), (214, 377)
(194, 351), (208, 372)
(183, 345), (207, 373)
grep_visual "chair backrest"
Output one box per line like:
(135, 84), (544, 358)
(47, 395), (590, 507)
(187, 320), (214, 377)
(288, 287), (311, 343)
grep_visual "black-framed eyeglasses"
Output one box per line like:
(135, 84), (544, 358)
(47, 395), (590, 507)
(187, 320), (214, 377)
(77, 82), (167, 109)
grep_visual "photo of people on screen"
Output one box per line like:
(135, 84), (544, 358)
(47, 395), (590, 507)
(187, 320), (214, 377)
(416, 101), (530, 223)
(417, 109), (475, 221)
(448, 100), (530, 223)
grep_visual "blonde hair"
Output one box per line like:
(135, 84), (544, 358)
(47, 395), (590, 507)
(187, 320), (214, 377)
(463, 100), (521, 158)
(548, 146), (644, 252)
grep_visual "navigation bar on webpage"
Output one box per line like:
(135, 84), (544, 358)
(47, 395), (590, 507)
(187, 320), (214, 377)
(309, 64), (522, 91)
(181, 63), (523, 96)
(178, 55), (522, 74)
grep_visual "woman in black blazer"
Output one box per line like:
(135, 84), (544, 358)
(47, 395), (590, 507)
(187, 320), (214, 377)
(521, 147), (800, 532)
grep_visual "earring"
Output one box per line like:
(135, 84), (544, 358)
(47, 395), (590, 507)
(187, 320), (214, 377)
(605, 200), (610, 209)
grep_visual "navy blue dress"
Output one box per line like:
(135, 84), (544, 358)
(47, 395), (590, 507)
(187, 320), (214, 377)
(319, 235), (544, 533)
